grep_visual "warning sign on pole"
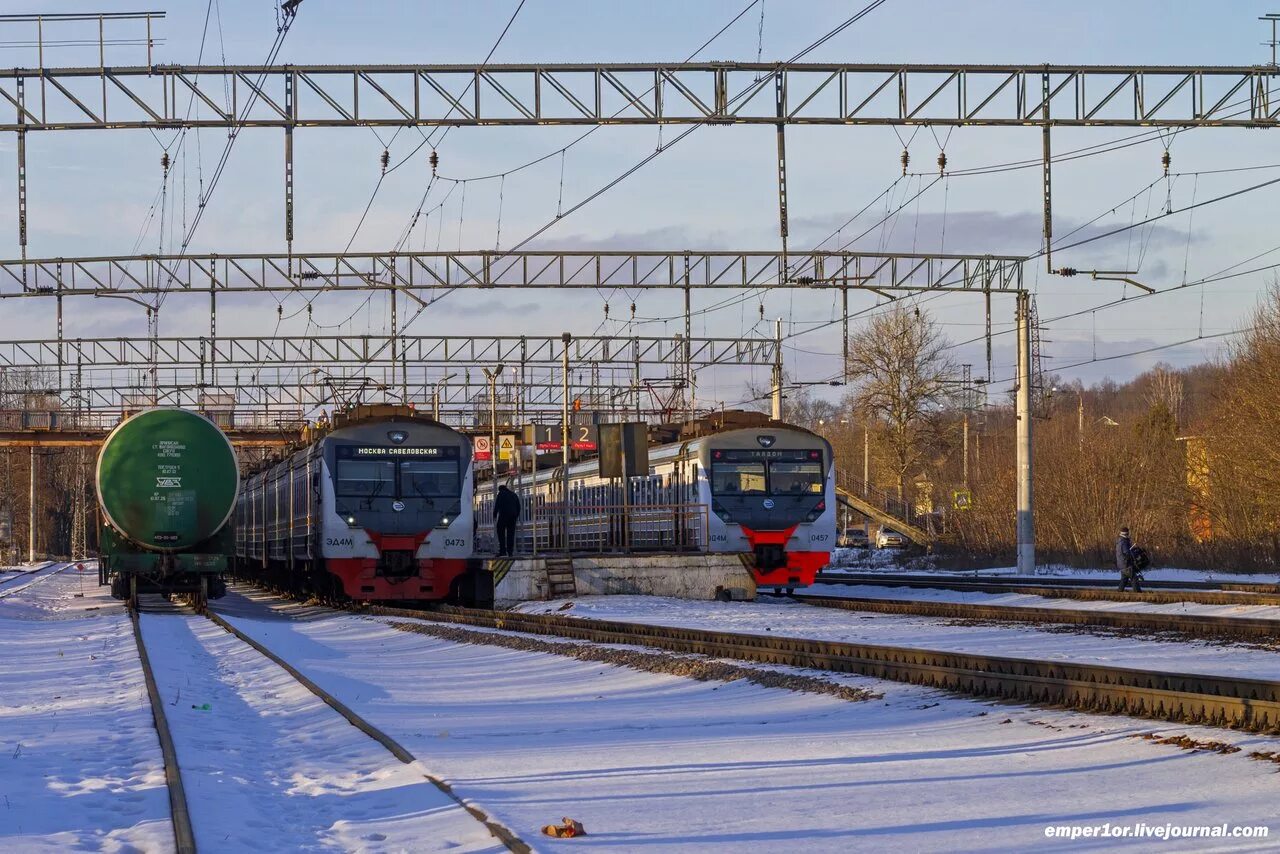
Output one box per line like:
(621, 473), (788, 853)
(474, 436), (492, 461)
(498, 434), (518, 462)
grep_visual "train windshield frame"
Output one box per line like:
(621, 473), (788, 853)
(333, 444), (461, 500)
(709, 448), (825, 497)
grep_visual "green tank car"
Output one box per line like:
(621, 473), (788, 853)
(97, 407), (239, 607)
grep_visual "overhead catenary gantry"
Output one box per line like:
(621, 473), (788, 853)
(0, 332), (782, 430)
(3, 63), (1279, 130)
(0, 249), (1025, 297)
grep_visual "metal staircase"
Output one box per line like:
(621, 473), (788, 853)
(544, 557), (577, 599)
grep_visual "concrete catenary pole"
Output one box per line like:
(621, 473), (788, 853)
(1015, 291), (1035, 575)
(28, 445), (36, 562)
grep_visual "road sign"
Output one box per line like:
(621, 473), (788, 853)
(498, 434), (518, 462)
(474, 436), (492, 461)
(953, 489), (972, 511)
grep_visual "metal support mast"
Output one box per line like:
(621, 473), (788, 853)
(284, 69), (295, 261)
(1041, 72), (1053, 273)
(770, 318), (783, 421)
(775, 71), (790, 279)
(16, 76), (27, 287)
(1015, 291), (1035, 575)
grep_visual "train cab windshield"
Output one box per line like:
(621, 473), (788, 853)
(710, 449), (825, 497)
(336, 460), (395, 497)
(333, 445), (460, 500)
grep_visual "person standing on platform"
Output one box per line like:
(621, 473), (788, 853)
(495, 484), (521, 557)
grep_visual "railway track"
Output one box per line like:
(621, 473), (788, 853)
(367, 603), (1280, 733)
(818, 571), (1280, 593)
(131, 594), (530, 853)
(814, 572), (1280, 607)
(0, 562), (72, 599)
(790, 592), (1280, 641)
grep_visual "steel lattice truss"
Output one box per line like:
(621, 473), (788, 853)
(0, 249), (1024, 298)
(3, 63), (1280, 129)
(0, 334), (779, 369)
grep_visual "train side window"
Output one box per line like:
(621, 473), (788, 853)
(336, 460), (394, 497)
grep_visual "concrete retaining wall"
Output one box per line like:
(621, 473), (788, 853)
(490, 553), (756, 607)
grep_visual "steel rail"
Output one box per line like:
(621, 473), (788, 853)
(129, 608), (197, 854)
(0, 561), (73, 599)
(366, 604), (1280, 732)
(814, 573), (1280, 605)
(200, 608), (531, 854)
(817, 572), (1280, 593)
(791, 593), (1280, 640)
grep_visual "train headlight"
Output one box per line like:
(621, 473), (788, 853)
(345, 515), (358, 527)
(441, 517), (451, 526)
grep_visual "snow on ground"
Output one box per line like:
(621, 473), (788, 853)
(0, 566), (172, 851)
(805, 582), (1280, 621)
(824, 548), (1280, 584)
(139, 609), (505, 852)
(515, 595), (1280, 680)
(0, 562), (75, 600)
(215, 589), (1280, 852)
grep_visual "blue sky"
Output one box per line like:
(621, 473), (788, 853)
(3, 1), (1280, 409)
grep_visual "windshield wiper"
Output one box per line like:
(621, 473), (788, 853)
(361, 480), (385, 509)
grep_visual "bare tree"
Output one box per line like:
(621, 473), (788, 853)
(1143, 364), (1186, 429)
(845, 305), (959, 499)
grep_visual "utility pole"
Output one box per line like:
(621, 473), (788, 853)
(28, 445), (35, 562)
(1077, 392), (1085, 451)
(1015, 291), (1035, 576)
(863, 424), (870, 498)
(432, 372), (456, 422)
(483, 364), (504, 515)
(561, 332), (572, 553)
(770, 318), (783, 421)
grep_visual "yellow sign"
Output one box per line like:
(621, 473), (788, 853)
(499, 434), (518, 462)
(952, 489), (972, 511)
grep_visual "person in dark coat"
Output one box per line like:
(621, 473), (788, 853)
(494, 484), (521, 557)
(1116, 526), (1141, 592)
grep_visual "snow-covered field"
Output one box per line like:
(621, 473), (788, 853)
(139, 609), (504, 852)
(0, 564), (172, 851)
(824, 548), (1280, 585)
(516, 595), (1280, 680)
(218, 589), (1280, 851)
(805, 582), (1280, 621)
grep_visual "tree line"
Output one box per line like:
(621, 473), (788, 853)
(771, 287), (1280, 572)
